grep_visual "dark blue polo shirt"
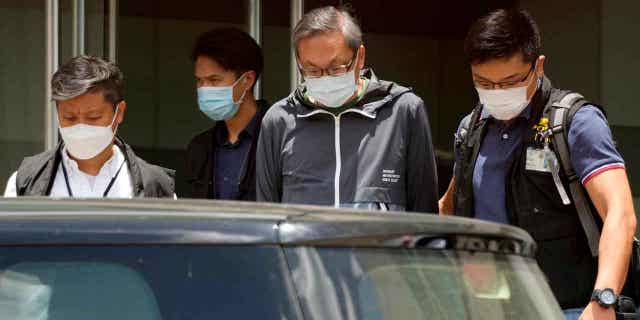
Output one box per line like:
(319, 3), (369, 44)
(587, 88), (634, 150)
(455, 100), (624, 224)
(213, 115), (258, 200)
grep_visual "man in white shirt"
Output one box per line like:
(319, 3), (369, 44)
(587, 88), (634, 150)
(4, 55), (175, 198)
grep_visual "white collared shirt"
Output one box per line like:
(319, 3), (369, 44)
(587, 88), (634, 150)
(4, 145), (133, 198)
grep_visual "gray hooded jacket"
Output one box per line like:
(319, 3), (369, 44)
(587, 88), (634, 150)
(256, 69), (438, 213)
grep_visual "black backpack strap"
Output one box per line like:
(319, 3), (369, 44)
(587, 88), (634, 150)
(460, 103), (483, 145)
(548, 92), (601, 257)
(454, 103), (483, 162)
(453, 103), (486, 218)
(469, 103), (483, 128)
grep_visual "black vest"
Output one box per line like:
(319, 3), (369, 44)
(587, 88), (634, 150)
(15, 137), (175, 198)
(453, 78), (600, 308)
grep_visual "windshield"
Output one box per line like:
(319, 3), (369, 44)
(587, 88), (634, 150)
(284, 246), (563, 320)
(0, 245), (300, 320)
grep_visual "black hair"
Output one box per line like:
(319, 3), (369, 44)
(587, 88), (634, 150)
(464, 9), (542, 65)
(191, 27), (263, 85)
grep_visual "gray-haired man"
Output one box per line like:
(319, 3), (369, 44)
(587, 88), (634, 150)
(4, 55), (175, 198)
(256, 6), (438, 212)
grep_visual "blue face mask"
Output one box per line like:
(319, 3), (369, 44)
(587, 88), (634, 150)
(197, 73), (247, 121)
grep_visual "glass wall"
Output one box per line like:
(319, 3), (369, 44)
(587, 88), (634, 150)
(0, 1), (46, 191)
(599, 2), (640, 209)
(262, 1), (292, 105)
(520, 0), (640, 207)
(59, 0), (109, 62)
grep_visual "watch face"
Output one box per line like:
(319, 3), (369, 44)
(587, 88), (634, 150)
(600, 289), (616, 305)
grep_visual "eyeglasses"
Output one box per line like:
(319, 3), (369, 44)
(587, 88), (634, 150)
(299, 52), (357, 79)
(474, 64), (536, 90)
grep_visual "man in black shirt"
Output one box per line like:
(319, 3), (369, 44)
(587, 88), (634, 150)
(181, 28), (267, 200)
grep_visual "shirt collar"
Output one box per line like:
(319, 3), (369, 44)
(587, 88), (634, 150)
(61, 145), (125, 178)
(243, 111), (259, 137)
(214, 113), (259, 147)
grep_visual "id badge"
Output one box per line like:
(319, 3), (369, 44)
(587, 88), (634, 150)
(525, 147), (551, 173)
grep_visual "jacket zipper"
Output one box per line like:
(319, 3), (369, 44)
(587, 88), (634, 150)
(333, 115), (341, 208)
(298, 108), (375, 208)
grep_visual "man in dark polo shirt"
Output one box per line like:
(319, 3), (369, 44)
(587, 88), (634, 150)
(181, 28), (267, 200)
(439, 9), (636, 320)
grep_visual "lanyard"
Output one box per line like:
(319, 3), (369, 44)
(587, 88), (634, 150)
(60, 160), (126, 197)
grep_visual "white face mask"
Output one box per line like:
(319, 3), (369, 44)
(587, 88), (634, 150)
(303, 51), (359, 108)
(475, 69), (538, 121)
(59, 105), (120, 160)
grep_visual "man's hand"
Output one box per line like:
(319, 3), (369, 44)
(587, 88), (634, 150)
(584, 169), (636, 311)
(579, 301), (615, 320)
(439, 177), (455, 215)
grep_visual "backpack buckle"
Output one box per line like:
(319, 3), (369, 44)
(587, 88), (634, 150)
(533, 117), (552, 145)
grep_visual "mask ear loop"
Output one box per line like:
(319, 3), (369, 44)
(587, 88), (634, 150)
(534, 60), (543, 89)
(232, 72), (250, 105)
(109, 103), (121, 138)
(523, 61), (542, 101)
(351, 46), (361, 73)
(55, 103), (62, 129)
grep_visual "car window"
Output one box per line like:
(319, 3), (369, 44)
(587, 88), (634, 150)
(0, 245), (301, 320)
(284, 246), (564, 320)
(0, 262), (160, 320)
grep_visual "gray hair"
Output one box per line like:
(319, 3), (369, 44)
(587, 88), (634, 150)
(51, 55), (124, 105)
(293, 6), (362, 55)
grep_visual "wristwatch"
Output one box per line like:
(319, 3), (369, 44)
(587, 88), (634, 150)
(591, 288), (618, 308)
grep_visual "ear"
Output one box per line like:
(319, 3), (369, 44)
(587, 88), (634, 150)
(55, 103), (62, 122)
(357, 44), (366, 70)
(115, 101), (126, 126)
(242, 71), (257, 92)
(536, 55), (546, 78)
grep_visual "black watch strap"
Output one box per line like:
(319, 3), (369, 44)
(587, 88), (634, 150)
(591, 288), (618, 308)
(591, 289), (603, 302)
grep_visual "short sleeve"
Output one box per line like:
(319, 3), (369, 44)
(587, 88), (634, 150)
(567, 105), (625, 185)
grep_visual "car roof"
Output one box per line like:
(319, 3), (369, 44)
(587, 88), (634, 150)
(0, 198), (536, 256)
